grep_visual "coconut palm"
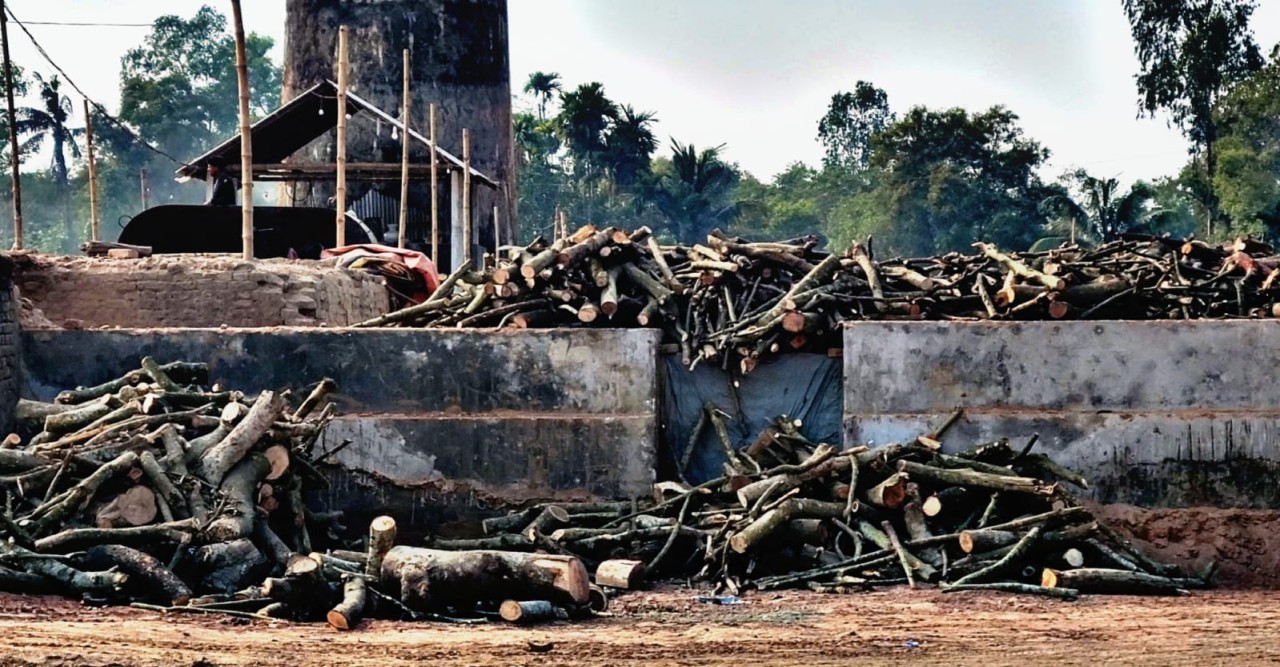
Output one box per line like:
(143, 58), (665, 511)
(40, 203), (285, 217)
(604, 105), (657, 188)
(652, 140), (741, 243)
(523, 71), (562, 120)
(556, 82), (618, 178)
(16, 73), (83, 251)
(1039, 170), (1169, 243)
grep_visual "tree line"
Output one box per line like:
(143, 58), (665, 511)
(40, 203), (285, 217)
(0, 2), (1275, 259)
(516, 0), (1277, 257)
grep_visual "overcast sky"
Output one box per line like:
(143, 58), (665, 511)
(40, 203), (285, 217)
(5, 0), (1279, 185)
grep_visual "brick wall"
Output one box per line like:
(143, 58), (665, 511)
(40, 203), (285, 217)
(14, 255), (389, 329)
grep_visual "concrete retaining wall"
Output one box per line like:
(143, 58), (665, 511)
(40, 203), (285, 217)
(844, 321), (1280, 507)
(21, 328), (659, 531)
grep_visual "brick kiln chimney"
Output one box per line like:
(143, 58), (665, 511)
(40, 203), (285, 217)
(281, 0), (515, 252)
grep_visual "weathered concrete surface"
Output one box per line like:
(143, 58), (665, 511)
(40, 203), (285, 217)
(845, 321), (1280, 508)
(21, 328), (659, 530)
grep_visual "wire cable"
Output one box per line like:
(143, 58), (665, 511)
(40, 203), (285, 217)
(3, 6), (186, 166)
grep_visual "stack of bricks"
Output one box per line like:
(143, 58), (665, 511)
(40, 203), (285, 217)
(13, 254), (389, 329)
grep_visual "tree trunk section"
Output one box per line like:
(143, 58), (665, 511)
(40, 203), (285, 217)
(379, 546), (589, 608)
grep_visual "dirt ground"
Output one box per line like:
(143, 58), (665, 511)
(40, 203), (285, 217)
(0, 587), (1277, 667)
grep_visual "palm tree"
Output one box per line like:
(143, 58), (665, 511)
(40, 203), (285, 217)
(604, 105), (657, 188)
(556, 82), (618, 179)
(17, 73), (82, 251)
(652, 140), (741, 243)
(1039, 170), (1168, 243)
(523, 71), (561, 120)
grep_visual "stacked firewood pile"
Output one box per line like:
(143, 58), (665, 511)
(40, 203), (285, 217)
(357, 229), (1280, 371)
(0, 359), (603, 628)
(1, 359), (340, 605)
(458, 414), (1210, 600)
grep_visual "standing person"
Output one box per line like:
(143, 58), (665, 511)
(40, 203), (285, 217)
(204, 160), (237, 206)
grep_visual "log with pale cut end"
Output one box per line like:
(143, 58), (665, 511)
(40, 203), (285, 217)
(16, 398), (76, 428)
(781, 310), (822, 333)
(291, 378), (336, 421)
(17, 550), (129, 595)
(958, 528), (1020, 554)
(44, 400), (113, 435)
(197, 390), (288, 486)
(895, 460), (1056, 495)
(326, 575), (368, 630)
(1042, 567), (1185, 596)
(256, 602), (290, 619)
(35, 451), (139, 532)
(523, 505), (570, 539)
(85, 544), (191, 606)
(365, 515), (397, 579)
(729, 498), (845, 553)
(864, 472), (909, 509)
(595, 559), (646, 590)
(263, 445), (290, 482)
(499, 599), (558, 624)
(96, 485), (158, 528)
(1061, 548), (1086, 568)
(203, 453), (270, 542)
(380, 546), (590, 608)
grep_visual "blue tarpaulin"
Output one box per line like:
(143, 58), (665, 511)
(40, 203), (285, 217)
(661, 353), (843, 483)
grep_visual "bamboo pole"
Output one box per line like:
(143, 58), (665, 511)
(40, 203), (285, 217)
(140, 168), (149, 210)
(230, 0), (253, 259)
(429, 103), (439, 262)
(397, 48), (411, 249)
(493, 204), (500, 254)
(335, 25), (349, 247)
(462, 128), (471, 265)
(0, 1), (22, 250)
(82, 99), (99, 242)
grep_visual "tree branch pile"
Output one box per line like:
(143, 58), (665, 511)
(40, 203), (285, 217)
(358, 228), (1280, 372)
(0, 358), (344, 608)
(456, 414), (1209, 601)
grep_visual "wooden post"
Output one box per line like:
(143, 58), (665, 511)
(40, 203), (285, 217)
(397, 48), (411, 249)
(82, 99), (100, 242)
(335, 25), (349, 247)
(429, 103), (439, 262)
(140, 169), (150, 210)
(450, 171), (463, 270)
(230, 0), (254, 260)
(462, 128), (471, 265)
(0, 0), (22, 250)
(493, 204), (500, 254)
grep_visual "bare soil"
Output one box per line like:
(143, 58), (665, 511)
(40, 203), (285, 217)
(0, 587), (1276, 666)
(1091, 503), (1280, 588)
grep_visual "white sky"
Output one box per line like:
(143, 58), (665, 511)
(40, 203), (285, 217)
(5, 0), (1279, 185)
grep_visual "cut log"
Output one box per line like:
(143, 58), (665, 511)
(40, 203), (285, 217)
(34, 451), (139, 532)
(730, 498), (846, 553)
(34, 519), (198, 553)
(1042, 567), (1185, 596)
(44, 401), (113, 435)
(96, 486), (158, 528)
(203, 453), (270, 542)
(15, 549), (128, 595)
(197, 390), (288, 486)
(379, 546), (590, 608)
(895, 460), (1056, 495)
(863, 473), (909, 509)
(499, 599), (558, 624)
(958, 528), (1020, 554)
(138, 451), (187, 519)
(594, 559), (646, 590)
(326, 575), (368, 630)
(365, 515), (397, 579)
(262, 445), (290, 482)
(292, 378), (336, 421)
(85, 544), (191, 605)
(16, 398), (76, 427)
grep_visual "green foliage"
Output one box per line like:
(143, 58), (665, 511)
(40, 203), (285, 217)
(827, 105), (1055, 256)
(523, 71), (562, 120)
(1212, 48), (1280, 235)
(1039, 169), (1174, 242)
(650, 141), (741, 243)
(816, 82), (894, 171)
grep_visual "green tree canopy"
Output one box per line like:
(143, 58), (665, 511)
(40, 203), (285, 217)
(829, 105), (1055, 256)
(1121, 0), (1264, 229)
(816, 81), (894, 171)
(1211, 46), (1280, 236)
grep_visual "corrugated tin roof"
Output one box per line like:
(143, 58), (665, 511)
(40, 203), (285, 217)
(176, 80), (497, 188)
